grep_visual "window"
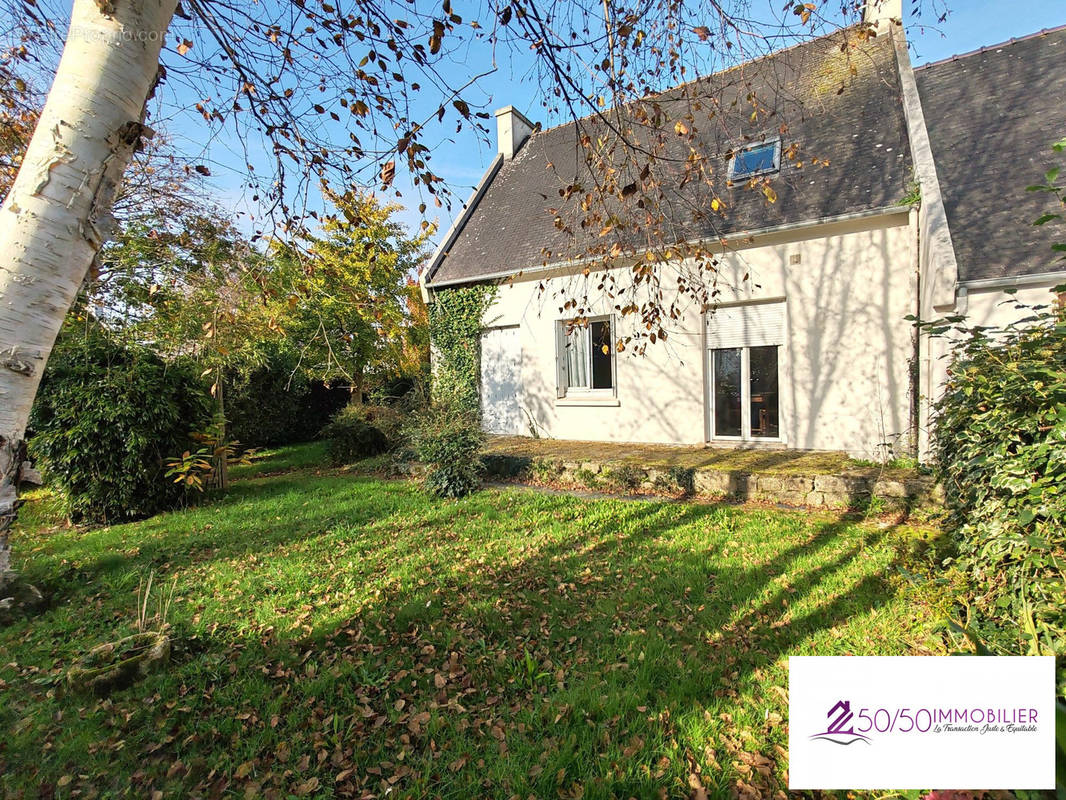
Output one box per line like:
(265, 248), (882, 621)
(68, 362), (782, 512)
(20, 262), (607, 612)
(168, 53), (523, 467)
(728, 139), (781, 180)
(556, 316), (615, 396)
(706, 302), (784, 440)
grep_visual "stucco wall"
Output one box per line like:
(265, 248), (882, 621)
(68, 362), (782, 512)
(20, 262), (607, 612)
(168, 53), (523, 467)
(957, 281), (1063, 328)
(917, 276), (1064, 460)
(472, 211), (917, 458)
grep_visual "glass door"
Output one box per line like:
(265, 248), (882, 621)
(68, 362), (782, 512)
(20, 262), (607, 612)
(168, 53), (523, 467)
(712, 348), (742, 437)
(710, 346), (780, 440)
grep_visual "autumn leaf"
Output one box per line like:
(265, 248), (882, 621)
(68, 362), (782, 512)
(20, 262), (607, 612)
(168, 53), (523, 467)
(430, 20), (445, 54)
(177, 39), (193, 55)
(381, 160), (396, 188)
(234, 761), (254, 779)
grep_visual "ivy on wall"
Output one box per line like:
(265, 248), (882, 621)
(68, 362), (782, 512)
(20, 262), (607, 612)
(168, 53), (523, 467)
(428, 284), (497, 412)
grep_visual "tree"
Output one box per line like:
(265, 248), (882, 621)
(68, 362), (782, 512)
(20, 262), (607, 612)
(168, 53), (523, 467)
(0, 0), (925, 592)
(0, 66), (39, 201)
(269, 192), (431, 399)
(115, 213), (281, 487)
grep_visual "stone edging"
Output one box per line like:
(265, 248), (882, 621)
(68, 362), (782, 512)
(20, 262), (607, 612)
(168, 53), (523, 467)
(480, 454), (942, 510)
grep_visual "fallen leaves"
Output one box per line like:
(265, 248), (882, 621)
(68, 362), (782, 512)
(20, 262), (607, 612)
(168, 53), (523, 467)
(2, 456), (925, 798)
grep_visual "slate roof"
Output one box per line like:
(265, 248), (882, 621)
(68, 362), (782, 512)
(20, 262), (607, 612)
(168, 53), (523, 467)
(916, 26), (1066, 283)
(426, 26), (914, 286)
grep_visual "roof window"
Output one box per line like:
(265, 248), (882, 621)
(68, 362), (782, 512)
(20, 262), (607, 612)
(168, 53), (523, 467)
(729, 139), (781, 179)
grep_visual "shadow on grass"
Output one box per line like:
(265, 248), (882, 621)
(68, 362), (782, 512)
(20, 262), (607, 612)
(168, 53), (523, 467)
(3, 477), (917, 799)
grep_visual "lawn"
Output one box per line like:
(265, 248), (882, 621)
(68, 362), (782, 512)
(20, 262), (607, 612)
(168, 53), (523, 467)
(0, 443), (949, 799)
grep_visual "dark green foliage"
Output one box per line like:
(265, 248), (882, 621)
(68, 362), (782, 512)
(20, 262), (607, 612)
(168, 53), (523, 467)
(482, 454), (532, 480)
(655, 465), (696, 496)
(225, 346), (349, 447)
(29, 325), (209, 523)
(931, 294), (1066, 656)
(428, 285), (496, 412)
(407, 404), (485, 498)
(320, 404), (395, 465)
(602, 464), (645, 492)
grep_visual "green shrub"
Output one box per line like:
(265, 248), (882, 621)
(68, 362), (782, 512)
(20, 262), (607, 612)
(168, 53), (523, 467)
(530, 458), (564, 484)
(225, 344), (349, 447)
(653, 466), (695, 496)
(931, 296), (1066, 656)
(29, 325), (209, 523)
(320, 404), (395, 465)
(574, 467), (600, 489)
(602, 464), (645, 492)
(406, 404), (484, 498)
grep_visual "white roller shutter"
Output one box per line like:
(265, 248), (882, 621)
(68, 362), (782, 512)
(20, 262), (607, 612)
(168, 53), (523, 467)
(554, 321), (568, 397)
(705, 301), (785, 349)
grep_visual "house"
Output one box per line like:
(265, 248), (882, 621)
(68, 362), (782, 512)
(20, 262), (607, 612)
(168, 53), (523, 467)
(420, 1), (1066, 460)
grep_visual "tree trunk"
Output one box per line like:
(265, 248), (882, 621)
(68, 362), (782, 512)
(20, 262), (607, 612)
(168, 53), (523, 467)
(0, 0), (178, 597)
(214, 372), (228, 491)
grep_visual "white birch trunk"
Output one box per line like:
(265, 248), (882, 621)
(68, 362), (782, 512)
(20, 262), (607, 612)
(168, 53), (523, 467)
(0, 0), (178, 591)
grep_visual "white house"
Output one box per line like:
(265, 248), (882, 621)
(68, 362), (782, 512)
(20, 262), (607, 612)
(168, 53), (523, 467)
(421, 3), (1066, 460)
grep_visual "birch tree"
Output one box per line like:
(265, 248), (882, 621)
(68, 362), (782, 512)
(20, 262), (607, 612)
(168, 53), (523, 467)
(0, 0), (178, 591)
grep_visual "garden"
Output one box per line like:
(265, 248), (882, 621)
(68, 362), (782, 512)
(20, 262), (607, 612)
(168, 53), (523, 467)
(1, 442), (949, 798)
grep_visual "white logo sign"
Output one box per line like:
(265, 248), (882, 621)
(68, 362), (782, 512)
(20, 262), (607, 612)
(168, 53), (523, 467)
(789, 656), (1055, 790)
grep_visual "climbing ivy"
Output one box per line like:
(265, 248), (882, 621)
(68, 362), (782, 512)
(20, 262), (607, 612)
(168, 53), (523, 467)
(428, 284), (497, 412)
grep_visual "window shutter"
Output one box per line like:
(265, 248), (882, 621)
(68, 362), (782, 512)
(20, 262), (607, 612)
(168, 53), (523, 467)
(554, 320), (567, 397)
(705, 301), (785, 349)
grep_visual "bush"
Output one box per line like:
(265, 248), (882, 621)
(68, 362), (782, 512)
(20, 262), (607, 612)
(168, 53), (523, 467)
(320, 404), (395, 465)
(653, 466), (695, 496)
(602, 464), (645, 492)
(225, 345), (349, 447)
(29, 326), (209, 522)
(406, 404), (485, 498)
(530, 458), (564, 484)
(931, 297), (1066, 656)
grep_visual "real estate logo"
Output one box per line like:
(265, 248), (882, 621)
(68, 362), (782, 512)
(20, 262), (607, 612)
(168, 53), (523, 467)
(809, 700), (871, 746)
(789, 656), (1055, 789)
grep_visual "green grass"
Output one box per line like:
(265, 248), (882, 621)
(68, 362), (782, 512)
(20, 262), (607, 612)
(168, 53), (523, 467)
(229, 440), (331, 480)
(1, 445), (949, 798)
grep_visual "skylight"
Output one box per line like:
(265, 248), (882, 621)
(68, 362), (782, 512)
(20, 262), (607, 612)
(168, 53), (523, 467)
(729, 139), (781, 179)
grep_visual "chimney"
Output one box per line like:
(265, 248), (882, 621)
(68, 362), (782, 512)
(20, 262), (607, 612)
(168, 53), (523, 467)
(494, 106), (535, 160)
(863, 0), (902, 27)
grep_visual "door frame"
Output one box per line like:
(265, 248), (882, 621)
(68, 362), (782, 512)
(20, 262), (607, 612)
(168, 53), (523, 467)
(701, 305), (788, 446)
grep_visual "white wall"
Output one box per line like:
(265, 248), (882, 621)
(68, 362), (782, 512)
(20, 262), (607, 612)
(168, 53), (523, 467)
(918, 276), (1065, 460)
(957, 281), (1063, 329)
(470, 211), (917, 458)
